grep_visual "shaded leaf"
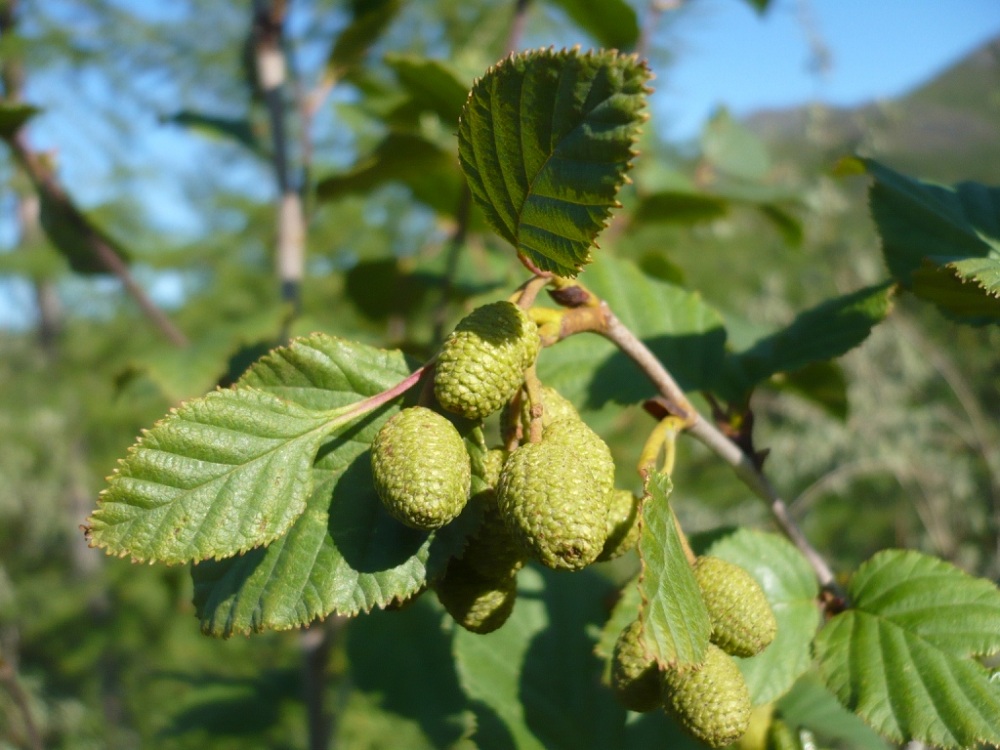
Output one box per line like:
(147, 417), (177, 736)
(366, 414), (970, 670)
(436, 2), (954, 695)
(328, 0), (402, 79)
(911, 255), (1000, 323)
(384, 53), (470, 125)
(0, 102), (40, 138)
(638, 473), (710, 671)
(775, 674), (891, 750)
(723, 283), (894, 400)
(458, 47), (650, 276)
(702, 529), (820, 705)
(866, 158), (1000, 323)
(537, 254), (728, 408)
(454, 566), (626, 750)
(814, 549), (1000, 748)
(768, 360), (848, 420)
(315, 132), (462, 215)
(164, 110), (263, 154)
(544, 0), (640, 50)
(38, 191), (131, 275)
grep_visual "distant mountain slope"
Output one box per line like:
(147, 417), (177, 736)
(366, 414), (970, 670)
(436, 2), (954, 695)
(745, 36), (1000, 184)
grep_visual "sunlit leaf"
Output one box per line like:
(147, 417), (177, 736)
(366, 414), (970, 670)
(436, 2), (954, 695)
(458, 47), (650, 276)
(638, 473), (710, 671)
(814, 549), (1000, 748)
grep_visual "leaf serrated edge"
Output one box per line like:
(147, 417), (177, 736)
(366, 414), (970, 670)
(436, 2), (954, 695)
(83, 386), (340, 565)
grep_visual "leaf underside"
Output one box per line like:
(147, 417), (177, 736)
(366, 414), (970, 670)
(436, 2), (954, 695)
(814, 549), (1000, 748)
(458, 47), (650, 277)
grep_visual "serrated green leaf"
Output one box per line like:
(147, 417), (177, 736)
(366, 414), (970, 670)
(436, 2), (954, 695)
(911, 256), (1000, 323)
(814, 549), (1000, 748)
(536, 254), (728, 407)
(88, 335), (414, 565)
(458, 48), (649, 276)
(87, 387), (339, 564)
(723, 283), (894, 401)
(702, 529), (820, 705)
(0, 102), (40, 138)
(544, 0), (640, 50)
(775, 674), (891, 750)
(638, 473), (710, 670)
(192, 424), (483, 635)
(315, 132), (463, 215)
(866, 158), (1000, 323)
(384, 53), (471, 125)
(187, 335), (489, 634)
(454, 567), (625, 750)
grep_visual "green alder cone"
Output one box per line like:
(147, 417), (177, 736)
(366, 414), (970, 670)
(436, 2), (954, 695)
(611, 619), (662, 713)
(370, 406), (471, 530)
(434, 557), (517, 634)
(434, 301), (541, 420)
(462, 449), (529, 580)
(496, 439), (609, 571)
(543, 417), (615, 501)
(597, 489), (641, 562)
(694, 555), (777, 658)
(661, 643), (752, 748)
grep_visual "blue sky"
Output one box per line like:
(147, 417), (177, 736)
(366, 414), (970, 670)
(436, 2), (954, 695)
(2, 0), (1000, 329)
(655, 0), (1000, 137)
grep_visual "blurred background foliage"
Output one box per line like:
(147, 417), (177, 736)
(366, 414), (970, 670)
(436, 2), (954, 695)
(0, 0), (998, 747)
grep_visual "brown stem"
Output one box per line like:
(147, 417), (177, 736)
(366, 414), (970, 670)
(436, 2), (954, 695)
(0, 652), (43, 750)
(3, 134), (188, 347)
(505, 0), (532, 54)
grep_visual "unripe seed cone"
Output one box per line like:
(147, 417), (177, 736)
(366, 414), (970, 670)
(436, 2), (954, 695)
(497, 440), (609, 571)
(611, 620), (662, 712)
(543, 418), (615, 501)
(694, 556), (777, 658)
(434, 558), (516, 634)
(435, 301), (541, 420)
(597, 489), (641, 562)
(661, 644), (751, 748)
(370, 407), (471, 530)
(464, 449), (528, 580)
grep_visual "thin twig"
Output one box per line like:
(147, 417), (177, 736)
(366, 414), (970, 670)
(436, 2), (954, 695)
(596, 302), (840, 591)
(0, 654), (43, 750)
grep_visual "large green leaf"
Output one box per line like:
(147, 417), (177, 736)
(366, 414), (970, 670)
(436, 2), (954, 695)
(638, 473), (710, 671)
(814, 549), (1000, 748)
(866, 158), (1000, 323)
(189, 336), (487, 635)
(454, 566), (626, 750)
(339, 597), (474, 748)
(701, 529), (820, 705)
(192, 423), (483, 635)
(543, 0), (640, 50)
(537, 254), (728, 407)
(775, 674), (891, 750)
(87, 335), (413, 565)
(315, 132), (463, 215)
(722, 283), (894, 401)
(458, 48), (649, 276)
